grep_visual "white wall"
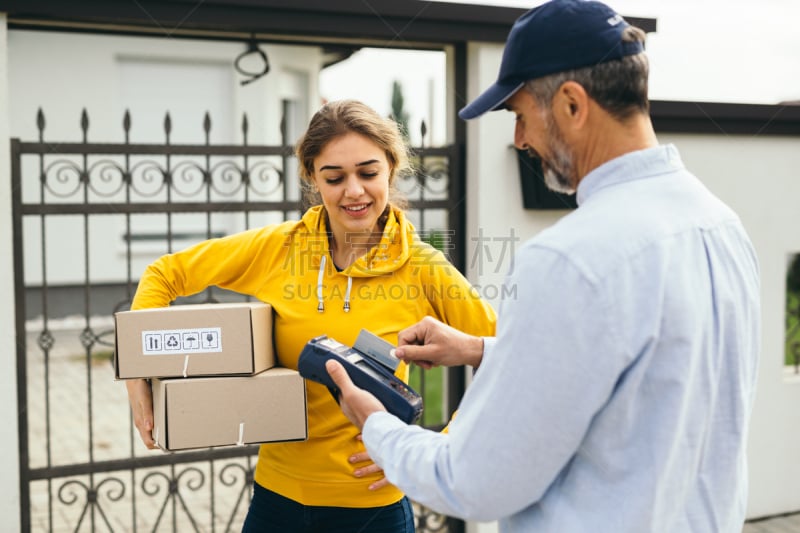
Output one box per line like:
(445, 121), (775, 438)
(462, 42), (800, 528)
(0, 13), (22, 533)
(659, 133), (800, 519)
(8, 31), (322, 146)
(8, 30), (323, 287)
(464, 42), (567, 309)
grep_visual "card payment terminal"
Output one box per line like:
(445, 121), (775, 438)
(297, 331), (423, 424)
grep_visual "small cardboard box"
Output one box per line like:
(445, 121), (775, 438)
(151, 367), (308, 451)
(114, 302), (274, 379)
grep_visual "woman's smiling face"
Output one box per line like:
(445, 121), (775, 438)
(312, 131), (391, 240)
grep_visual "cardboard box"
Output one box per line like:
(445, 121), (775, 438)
(114, 302), (275, 379)
(151, 367), (308, 451)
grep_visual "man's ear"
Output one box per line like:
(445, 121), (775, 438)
(552, 81), (589, 131)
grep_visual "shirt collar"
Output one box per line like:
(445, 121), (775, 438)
(576, 144), (684, 206)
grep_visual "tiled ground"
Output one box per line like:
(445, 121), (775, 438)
(744, 513), (800, 533)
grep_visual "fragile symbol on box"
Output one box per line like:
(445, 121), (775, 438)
(141, 327), (223, 355)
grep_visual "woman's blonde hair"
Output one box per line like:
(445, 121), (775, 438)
(295, 99), (411, 209)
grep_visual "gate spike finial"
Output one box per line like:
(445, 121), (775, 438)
(164, 112), (172, 140)
(123, 110), (131, 134)
(80, 109), (89, 138)
(36, 108), (45, 137)
(203, 111), (211, 135)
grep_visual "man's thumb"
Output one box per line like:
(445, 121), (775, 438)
(394, 345), (435, 369)
(326, 359), (351, 391)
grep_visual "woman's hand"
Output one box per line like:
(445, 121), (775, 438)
(126, 378), (158, 449)
(349, 437), (393, 491)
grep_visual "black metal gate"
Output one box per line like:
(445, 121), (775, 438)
(12, 107), (466, 532)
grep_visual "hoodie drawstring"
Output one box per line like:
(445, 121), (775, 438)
(317, 255), (326, 313)
(343, 276), (352, 313)
(317, 254), (353, 313)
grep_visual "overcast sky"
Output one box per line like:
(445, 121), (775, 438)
(320, 0), (800, 145)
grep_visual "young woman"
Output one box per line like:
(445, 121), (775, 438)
(125, 100), (497, 532)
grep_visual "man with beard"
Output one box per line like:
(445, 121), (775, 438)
(325, 1), (761, 531)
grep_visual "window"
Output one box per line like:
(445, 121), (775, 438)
(785, 253), (800, 374)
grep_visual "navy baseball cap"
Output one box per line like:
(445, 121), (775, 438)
(459, 0), (644, 120)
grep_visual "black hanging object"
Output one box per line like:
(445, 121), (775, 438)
(235, 37), (270, 86)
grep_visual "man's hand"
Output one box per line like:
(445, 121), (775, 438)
(325, 359), (387, 430)
(395, 316), (485, 369)
(126, 378), (158, 449)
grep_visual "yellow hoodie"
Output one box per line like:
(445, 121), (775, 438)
(132, 205), (497, 508)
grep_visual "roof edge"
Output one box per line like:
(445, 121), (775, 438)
(651, 100), (800, 136)
(0, 0), (657, 44)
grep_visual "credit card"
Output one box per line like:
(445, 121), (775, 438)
(353, 329), (399, 372)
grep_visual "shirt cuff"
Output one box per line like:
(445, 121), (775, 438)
(362, 411), (406, 460)
(482, 336), (496, 362)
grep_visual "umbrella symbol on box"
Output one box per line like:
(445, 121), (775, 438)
(183, 332), (200, 350)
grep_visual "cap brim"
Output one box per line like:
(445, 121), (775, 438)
(458, 80), (524, 120)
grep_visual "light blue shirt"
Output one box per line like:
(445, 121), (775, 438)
(364, 144), (760, 532)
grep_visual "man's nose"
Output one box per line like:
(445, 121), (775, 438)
(513, 121), (528, 150)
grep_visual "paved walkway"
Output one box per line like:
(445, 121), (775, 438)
(744, 513), (800, 533)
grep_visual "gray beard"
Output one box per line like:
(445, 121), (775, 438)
(541, 114), (577, 195)
(542, 162), (574, 194)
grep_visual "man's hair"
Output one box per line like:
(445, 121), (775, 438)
(524, 26), (649, 121)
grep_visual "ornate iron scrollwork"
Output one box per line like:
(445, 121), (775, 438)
(57, 477), (126, 531)
(142, 466), (207, 531)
